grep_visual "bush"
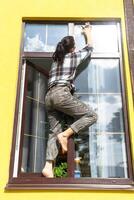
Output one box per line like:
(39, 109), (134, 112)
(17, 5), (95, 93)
(54, 162), (67, 177)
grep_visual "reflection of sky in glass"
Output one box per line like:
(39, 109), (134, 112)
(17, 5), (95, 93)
(74, 57), (127, 177)
(24, 24), (46, 52)
(75, 66), (89, 92)
(75, 59), (97, 93)
(74, 24), (118, 52)
(24, 23), (118, 52)
(78, 94), (97, 110)
(98, 95), (124, 132)
(75, 128), (127, 178)
(95, 59), (121, 93)
(90, 133), (128, 178)
(47, 24), (68, 46)
(74, 25), (86, 50)
(76, 94), (124, 133)
(75, 58), (124, 133)
(24, 24), (68, 52)
(75, 59), (121, 93)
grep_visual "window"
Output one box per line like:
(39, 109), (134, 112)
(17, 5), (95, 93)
(7, 21), (133, 189)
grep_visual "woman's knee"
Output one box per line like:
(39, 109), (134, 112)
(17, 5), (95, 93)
(92, 111), (98, 122)
(86, 110), (98, 122)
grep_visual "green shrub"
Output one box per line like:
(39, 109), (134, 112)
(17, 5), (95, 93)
(54, 162), (67, 177)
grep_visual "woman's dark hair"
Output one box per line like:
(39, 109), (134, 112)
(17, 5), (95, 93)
(52, 36), (75, 65)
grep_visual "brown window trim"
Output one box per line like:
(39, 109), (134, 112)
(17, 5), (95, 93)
(5, 178), (134, 190)
(6, 19), (134, 190)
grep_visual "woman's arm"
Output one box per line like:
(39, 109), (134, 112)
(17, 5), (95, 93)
(82, 24), (93, 47)
(74, 24), (93, 66)
(67, 24), (93, 68)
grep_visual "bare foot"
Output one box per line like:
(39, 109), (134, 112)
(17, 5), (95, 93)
(42, 168), (53, 177)
(57, 133), (68, 154)
(42, 161), (54, 178)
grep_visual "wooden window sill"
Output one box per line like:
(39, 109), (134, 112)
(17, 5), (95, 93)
(5, 176), (134, 190)
(5, 183), (134, 191)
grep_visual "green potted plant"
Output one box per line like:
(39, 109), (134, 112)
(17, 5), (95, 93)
(54, 162), (67, 177)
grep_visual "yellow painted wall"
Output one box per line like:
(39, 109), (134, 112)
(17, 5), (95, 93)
(0, 0), (133, 199)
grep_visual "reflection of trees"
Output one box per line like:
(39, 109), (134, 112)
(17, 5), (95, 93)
(98, 63), (120, 93)
(106, 108), (124, 133)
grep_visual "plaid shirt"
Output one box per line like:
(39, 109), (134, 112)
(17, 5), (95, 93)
(48, 44), (93, 90)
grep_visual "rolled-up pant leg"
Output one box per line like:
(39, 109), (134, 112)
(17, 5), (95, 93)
(46, 110), (63, 161)
(46, 111), (74, 161)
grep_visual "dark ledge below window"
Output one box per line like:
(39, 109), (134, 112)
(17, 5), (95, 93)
(5, 176), (134, 190)
(5, 183), (134, 191)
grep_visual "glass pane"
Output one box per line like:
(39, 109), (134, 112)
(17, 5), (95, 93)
(21, 64), (50, 173)
(26, 65), (48, 103)
(24, 65), (49, 138)
(98, 95), (124, 132)
(46, 24), (68, 52)
(74, 54), (127, 178)
(24, 97), (49, 138)
(24, 24), (46, 52)
(74, 132), (128, 178)
(74, 24), (118, 52)
(97, 59), (121, 93)
(75, 59), (121, 93)
(75, 60), (97, 93)
(24, 24), (68, 52)
(21, 135), (47, 172)
(92, 24), (118, 53)
(74, 24), (86, 50)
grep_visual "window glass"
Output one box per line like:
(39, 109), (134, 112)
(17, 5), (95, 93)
(74, 132), (128, 178)
(24, 24), (68, 52)
(21, 65), (49, 172)
(74, 59), (128, 178)
(75, 59), (121, 93)
(74, 24), (118, 52)
(24, 24), (46, 52)
(97, 60), (121, 93)
(21, 135), (47, 172)
(75, 60), (97, 93)
(47, 24), (68, 51)
(98, 95), (124, 132)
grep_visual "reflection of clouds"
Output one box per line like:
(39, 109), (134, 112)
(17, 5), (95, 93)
(98, 95), (122, 126)
(79, 95), (97, 110)
(92, 25), (118, 52)
(24, 34), (45, 51)
(74, 25), (82, 35)
(93, 59), (118, 69)
(74, 25), (118, 52)
(24, 34), (55, 52)
(96, 134), (126, 167)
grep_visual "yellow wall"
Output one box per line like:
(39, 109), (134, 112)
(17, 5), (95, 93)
(0, 0), (134, 199)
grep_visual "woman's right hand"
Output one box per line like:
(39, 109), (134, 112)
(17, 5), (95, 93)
(81, 23), (93, 46)
(82, 24), (92, 35)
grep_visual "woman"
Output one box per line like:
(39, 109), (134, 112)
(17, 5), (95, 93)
(42, 24), (97, 177)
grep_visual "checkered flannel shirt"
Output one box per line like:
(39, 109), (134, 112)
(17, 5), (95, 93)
(48, 44), (93, 90)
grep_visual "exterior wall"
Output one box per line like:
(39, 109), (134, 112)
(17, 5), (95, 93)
(0, 0), (133, 199)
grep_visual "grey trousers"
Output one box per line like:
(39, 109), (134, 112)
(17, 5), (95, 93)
(45, 85), (97, 161)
